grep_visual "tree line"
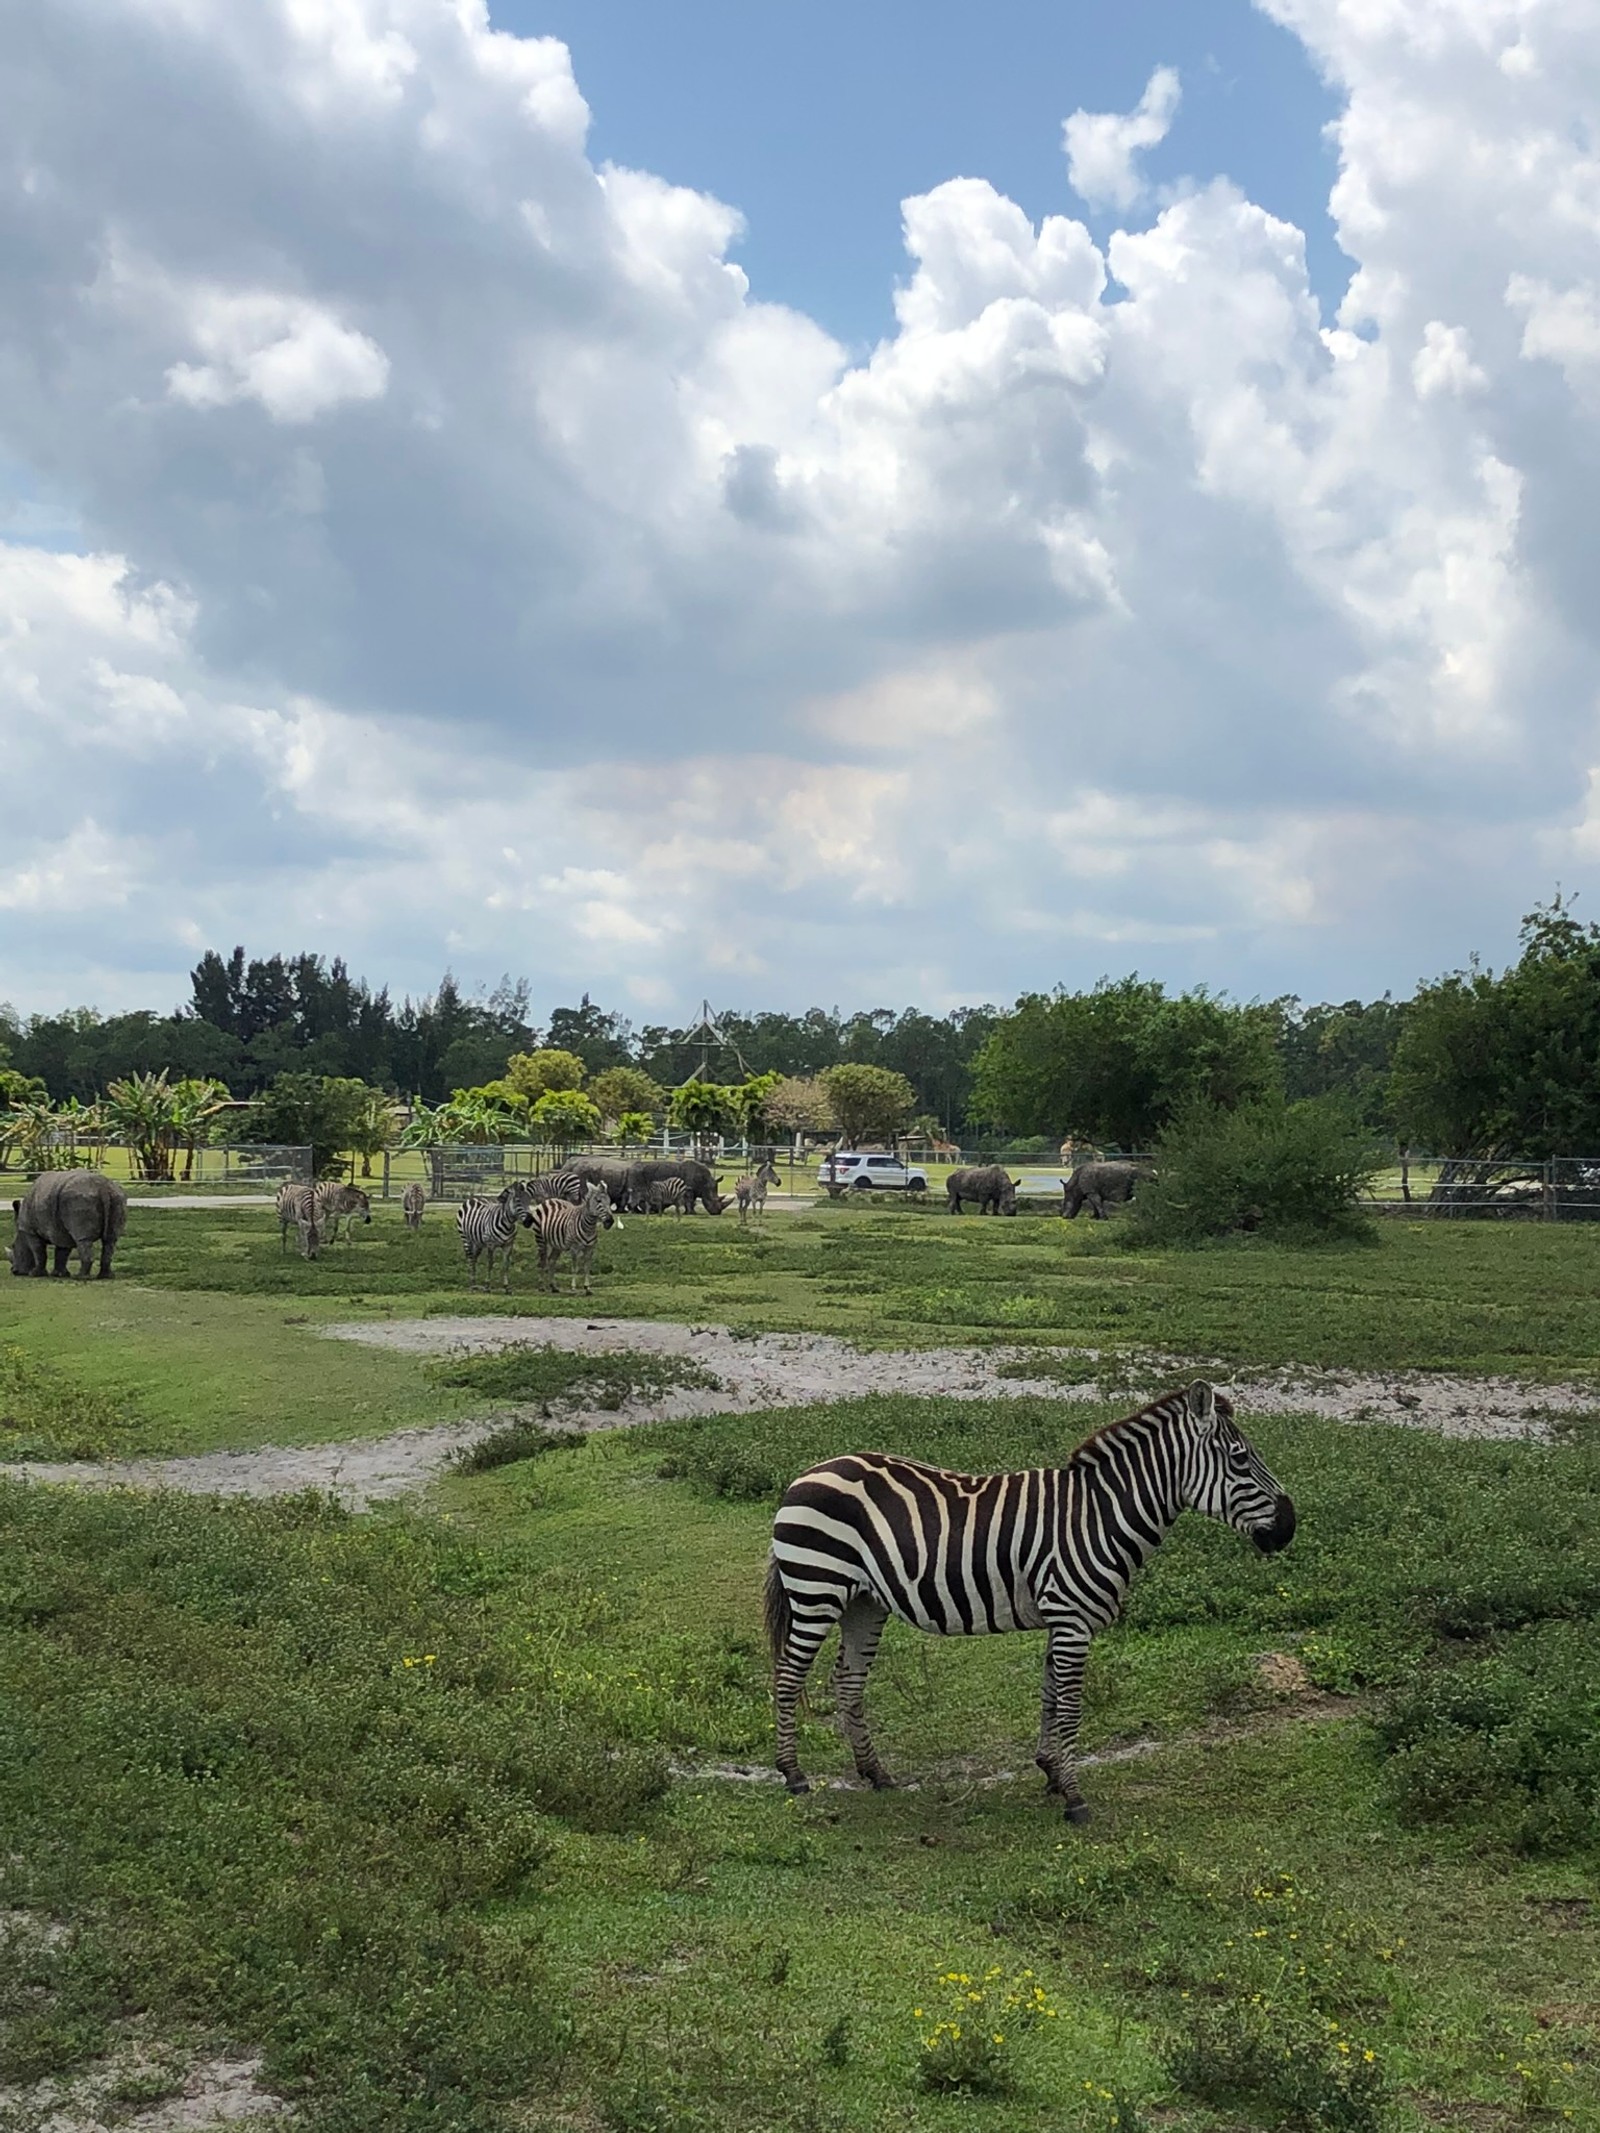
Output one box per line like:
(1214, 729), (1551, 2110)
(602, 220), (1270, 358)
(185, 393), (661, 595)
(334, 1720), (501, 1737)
(5, 901), (1600, 1157)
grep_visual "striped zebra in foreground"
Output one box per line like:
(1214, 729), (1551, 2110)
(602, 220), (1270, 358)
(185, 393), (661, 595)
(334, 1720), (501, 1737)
(526, 1181), (619, 1293)
(644, 1178), (690, 1216)
(764, 1382), (1294, 1821)
(734, 1158), (780, 1225)
(274, 1182), (322, 1259)
(452, 1177), (572, 1289)
(402, 1183), (426, 1229)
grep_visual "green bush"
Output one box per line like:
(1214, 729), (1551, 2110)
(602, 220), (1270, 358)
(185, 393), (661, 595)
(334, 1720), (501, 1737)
(1376, 1620), (1600, 1853)
(1131, 1094), (1381, 1244)
(1163, 1998), (1387, 2130)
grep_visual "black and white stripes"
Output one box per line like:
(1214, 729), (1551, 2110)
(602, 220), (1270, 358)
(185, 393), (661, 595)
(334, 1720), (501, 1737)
(764, 1382), (1294, 1819)
(525, 1181), (619, 1294)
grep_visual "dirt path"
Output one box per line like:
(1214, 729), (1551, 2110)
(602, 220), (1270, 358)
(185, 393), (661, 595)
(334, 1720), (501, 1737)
(2, 1316), (1588, 1508)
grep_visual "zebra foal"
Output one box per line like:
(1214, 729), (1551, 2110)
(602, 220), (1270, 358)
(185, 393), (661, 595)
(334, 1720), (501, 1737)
(734, 1158), (780, 1225)
(319, 1183), (371, 1244)
(526, 1181), (619, 1293)
(644, 1178), (690, 1216)
(402, 1183), (426, 1229)
(764, 1381), (1294, 1821)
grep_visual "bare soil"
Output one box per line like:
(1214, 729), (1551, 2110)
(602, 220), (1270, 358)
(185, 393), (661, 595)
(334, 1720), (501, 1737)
(2, 1318), (1585, 1508)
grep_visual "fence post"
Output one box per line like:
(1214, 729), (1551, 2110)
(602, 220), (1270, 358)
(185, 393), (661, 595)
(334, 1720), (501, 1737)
(382, 1149), (391, 1202)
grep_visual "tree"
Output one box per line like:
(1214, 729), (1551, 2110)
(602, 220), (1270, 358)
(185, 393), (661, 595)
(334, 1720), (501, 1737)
(544, 995), (634, 1076)
(104, 1070), (184, 1182)
(169, 1077), (232, 1181)
(764, 1075), (833, 1146)
(818, 1063), (916, 1147)
(728, 1072), (782, 1143)
(588, 1065), (665, 1125)
(531, 1089), (602, 1147)
(243, 1074), (374, 1177)
(347, 1086), (404, 1178)
(969, 978), (1281, 1148)
(1390, 899), (1600, 1156)
(1277, 996), (1407, 1130)
(613, 1109), (656, 1151)
(669, 1080), (737, 1156)
(504, 1049), (587, 1103)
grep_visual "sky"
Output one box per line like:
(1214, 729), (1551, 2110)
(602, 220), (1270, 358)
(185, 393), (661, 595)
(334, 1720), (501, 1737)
(2, 0), (1599, 1023)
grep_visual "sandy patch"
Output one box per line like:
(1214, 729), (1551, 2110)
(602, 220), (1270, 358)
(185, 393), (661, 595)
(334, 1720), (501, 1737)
(2, 1318), (1589, 1508)
(0, 2052), (287, 2132)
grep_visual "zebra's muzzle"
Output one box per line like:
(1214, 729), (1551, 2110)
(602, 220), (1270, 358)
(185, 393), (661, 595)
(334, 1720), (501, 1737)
(1252, 1495), (1297, 1554)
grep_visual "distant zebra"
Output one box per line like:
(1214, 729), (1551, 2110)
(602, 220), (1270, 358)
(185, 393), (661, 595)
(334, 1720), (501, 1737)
(734, 1158), (780, 1226)
(764, 1382), (1294, 1821)
(319, 1183), (371, 1244)
(510, 1169), (584, 1209)
(274, 1182), (322, 1260)
(526, 1181), (619, 1294)
(644, 1178), (690, 1216)
(402, 1183), (426, 1230)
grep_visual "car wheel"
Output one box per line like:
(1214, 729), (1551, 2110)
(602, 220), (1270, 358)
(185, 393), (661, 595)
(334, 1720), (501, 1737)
(908, 1176), (927, 1193)
(851, 1177), (873, 1192)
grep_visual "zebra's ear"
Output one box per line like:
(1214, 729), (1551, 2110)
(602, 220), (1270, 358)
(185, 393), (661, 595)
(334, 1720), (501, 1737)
(1185, 1380), (1217, 1428)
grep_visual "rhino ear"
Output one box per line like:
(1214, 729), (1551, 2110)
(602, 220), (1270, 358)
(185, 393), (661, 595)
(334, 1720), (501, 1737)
(1185, 1380), (1218, 1428)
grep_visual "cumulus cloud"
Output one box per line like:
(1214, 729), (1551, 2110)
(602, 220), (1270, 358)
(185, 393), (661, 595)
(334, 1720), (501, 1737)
(1, 0), (1599, 1015)
(1062, 66), (1181, 212)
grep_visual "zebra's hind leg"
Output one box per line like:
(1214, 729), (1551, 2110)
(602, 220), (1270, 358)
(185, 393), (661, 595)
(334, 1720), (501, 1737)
(1035, 1624), (1092, 1824)
(833, 1594), (895, 1788)
(771, 1590), (843, 1796)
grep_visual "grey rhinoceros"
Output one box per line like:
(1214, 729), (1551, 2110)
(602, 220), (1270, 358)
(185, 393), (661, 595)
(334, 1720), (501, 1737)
(1061, 1159), (1149, 1220)
(9, 1169), (128, 1278)
(945, 1164), (1019, 1215)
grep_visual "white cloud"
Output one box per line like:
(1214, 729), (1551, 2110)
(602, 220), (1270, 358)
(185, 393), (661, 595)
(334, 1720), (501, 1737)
(1, 0), (1600, 1016)
(1062, 66), (1181, 212)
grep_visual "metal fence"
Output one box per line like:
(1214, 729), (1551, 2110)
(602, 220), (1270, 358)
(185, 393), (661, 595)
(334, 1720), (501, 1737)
(1363, 1156), (1600, 1220)
(0, 1142), (313, 1189)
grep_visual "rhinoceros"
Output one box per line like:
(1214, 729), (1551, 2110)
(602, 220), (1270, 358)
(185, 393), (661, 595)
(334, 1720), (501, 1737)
(1061, 1159), (1148, 1220)
(945, 1164), (1019, 1216)
(9, 1169), (128, 1278)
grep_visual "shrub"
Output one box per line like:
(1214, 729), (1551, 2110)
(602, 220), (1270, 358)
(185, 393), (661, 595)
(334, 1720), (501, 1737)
(914, 1965), (1058, 2096)
(1376, 1620), (1600, 1853)
(1131, 1093), (1381, 1244)
(1163, 2000), (1387, 2131)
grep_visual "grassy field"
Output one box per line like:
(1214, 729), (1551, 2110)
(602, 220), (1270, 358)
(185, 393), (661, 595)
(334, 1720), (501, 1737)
(3, 1399), (1597, 2131)
(6, 1203), (1600, 1462)
(4, 1203), (1600, 2129)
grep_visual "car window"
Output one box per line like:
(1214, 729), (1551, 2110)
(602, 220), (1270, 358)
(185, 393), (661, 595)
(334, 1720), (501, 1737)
(867, 1157), (895, 1168)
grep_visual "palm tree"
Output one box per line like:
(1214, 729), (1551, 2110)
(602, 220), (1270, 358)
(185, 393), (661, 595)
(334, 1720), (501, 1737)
(170, 1078), (232, 1181)
(349, 1088), (404, 1178)
(104, 1071), (184, 1182)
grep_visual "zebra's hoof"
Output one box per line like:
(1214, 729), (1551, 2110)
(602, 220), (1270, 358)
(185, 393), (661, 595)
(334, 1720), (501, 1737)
(1062, 1799), (1092, 1827)
(783, 1773), (811, 1795)
(868, 1771), (897, 1791)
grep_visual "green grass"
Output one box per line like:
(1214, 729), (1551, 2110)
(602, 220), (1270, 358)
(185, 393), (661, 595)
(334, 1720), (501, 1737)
(428, 1343), (722, 1411)
(48, 1198), (1600, 1365)
(3, 1401), (1598, 2131)
(0, 1283), (481, 1459)
(7, 1204), (1600, 1463)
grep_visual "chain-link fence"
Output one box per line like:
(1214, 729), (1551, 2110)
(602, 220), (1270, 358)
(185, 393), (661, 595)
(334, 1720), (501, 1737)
(1362, 1156), (1600, 1219)
(0, 1143), (313, 1189)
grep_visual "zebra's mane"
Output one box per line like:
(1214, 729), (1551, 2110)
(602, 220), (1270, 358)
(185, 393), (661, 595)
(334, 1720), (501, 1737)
(1068, 1384), (1233, 1467)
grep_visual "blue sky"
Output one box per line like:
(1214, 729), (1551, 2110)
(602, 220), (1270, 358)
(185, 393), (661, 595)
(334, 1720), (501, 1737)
(1, 0), (1598, 1021)
(497, 0), (1346, 348)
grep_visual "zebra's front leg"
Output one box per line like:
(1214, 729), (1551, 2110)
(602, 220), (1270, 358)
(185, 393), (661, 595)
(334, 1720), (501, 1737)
(834, 1594), (895, 1788)
(1035, 1625), (1092, 1824)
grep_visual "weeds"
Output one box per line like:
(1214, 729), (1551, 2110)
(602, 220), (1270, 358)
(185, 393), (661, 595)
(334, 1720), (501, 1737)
(1163, 1999), (1387, 2130)
(453, 1420), (588, 1473)
(914, 1966), (1057, 2095)
(430, 1344), (720, 1411)
(0, 1343), (139, 1461)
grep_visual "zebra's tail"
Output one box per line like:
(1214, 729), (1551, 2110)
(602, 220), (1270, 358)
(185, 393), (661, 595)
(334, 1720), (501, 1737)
(763, 1554), (792, 1674)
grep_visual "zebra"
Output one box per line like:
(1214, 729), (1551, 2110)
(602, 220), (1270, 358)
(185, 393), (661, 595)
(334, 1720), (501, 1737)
(401, 1182), (426, 1229)
(512, 1169), (584, 1208)
(734, 1158), (781, 1226)
(456, 1193), (525, 1291)
(274, 1182), (322, 1260)
(318, 1183), (371, 1244)
(644, 1177), (690, 1216)
(763, 1381), (1294, 1822)
(526, 1181), (619, 1294)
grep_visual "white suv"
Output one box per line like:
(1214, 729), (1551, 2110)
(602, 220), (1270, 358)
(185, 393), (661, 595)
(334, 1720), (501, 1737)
(818, 1151), (928, 1197)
